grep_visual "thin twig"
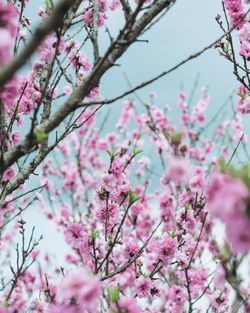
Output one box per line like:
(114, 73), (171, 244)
(226, 133), (244, 168)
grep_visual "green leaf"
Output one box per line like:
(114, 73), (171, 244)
(132, 144), (143, 156)
(105, 245), (111, 251)
(162, 129), (171, 140)
(218, 51), (226, 57)
(107, 284), (120, 303)
(91, 227), (98, 240)
(184, 202), (191, 211)
(171, 229), (176, 238)
(172, 134), (181, 144)
(237, 90), (245, 98)
(134, 149), (143, 156)
(134, 196), (142, 202)
(35, 129), (48, 143)
(106, 150), (112, 158)
(128, 189), (136, 204)
(128, 190), (141, 205)
(222, 242), (231, 259)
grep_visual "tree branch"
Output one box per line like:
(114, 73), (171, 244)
(92, 0), (100, 63)
(0, 0), (77, 87)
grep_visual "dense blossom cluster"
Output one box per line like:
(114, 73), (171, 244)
(1, 85), (248, 312)
(206, 169), (250, 253)
(222, 0), (247, 28)
(0, 0), (249, 312)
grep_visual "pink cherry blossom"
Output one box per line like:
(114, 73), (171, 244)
(60, 267), (102, 311)
(206, 170), (250, 252)
(239, 42), (250, 58)
(164, 157), (192, 184)
(64, 222), (88, 249)
(112, 296), (142, 313)
(157, 234), (177, 265)
(134, 278), (153, 298)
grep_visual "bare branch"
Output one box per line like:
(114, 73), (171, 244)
(226, 133), (244, 168)
(92, 0), (100, 63)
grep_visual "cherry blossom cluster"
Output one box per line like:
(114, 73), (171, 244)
(0, 1), (18, 64)
(206, 167), (250, 253)
(216, 0), (250, 114)
(222, 0), (247, 28)
(2, 86), (245, 312)
(0, 0), (249, 312)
